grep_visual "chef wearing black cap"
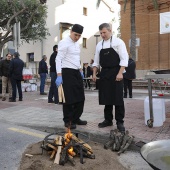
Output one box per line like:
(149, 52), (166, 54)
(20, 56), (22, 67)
(55, 24), (87, 129)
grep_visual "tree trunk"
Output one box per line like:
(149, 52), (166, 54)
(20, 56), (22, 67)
(130, 0), (136, 61)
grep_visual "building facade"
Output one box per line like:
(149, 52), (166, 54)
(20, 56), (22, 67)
(16, 0), (120, 74)
(118, 0), (170, 78)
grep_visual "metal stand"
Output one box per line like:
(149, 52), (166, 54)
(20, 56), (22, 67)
(145, 74), (170, 128)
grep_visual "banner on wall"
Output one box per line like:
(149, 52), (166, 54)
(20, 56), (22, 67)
(160, 12), (170, 34)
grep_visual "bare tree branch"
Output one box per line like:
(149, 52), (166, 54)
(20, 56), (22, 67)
(21, 4), (41, 32)
(10, 1), (19, 23)
(1, 35), (13, 45)
(0, 18), (10, 27)
(6, 7), (27, 32)
(0, 31), (11, 40)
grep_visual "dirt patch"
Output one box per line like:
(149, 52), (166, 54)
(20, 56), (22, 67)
(19, 141), (128, 170)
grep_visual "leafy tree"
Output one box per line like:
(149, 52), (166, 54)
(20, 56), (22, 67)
(0, 0), (49, 56)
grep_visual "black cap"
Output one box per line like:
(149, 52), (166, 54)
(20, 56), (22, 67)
(72, 24), (84, 34)
(13, 52), (20, 57)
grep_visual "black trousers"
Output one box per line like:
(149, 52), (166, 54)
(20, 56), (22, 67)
(123, 78), (132, 97)
(63, 101), (84, 124)
(48, 72), (58, 103)
(11, 78), (22, 100)
(104, 104), (125, 124)
(84, 79), (91, 88)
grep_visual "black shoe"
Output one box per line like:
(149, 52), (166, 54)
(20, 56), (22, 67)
(76, 119), (87, 125)
(129, 96), (132, 98)
(65, 123), (76, 129)
(19, 98), (22, 101)
(48, 100), (54, 104)
(98, 120), (113, 128)
(124, 95), (127, 98)
(117, 122), (125, 133)
(9, 99), (16, 102)
(40, 92), (47, 95)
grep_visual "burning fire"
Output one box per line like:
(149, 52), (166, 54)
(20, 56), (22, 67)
(64, 128), (76, 156)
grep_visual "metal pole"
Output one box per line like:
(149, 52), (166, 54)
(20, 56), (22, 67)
(17, 22), (20, 52)
(148, 79), (153, 121)
(13, 23), (17, 52)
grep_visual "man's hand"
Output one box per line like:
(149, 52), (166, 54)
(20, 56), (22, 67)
(80, 71), (84, 79)
(116, 73), (123, 81)
(92, 74), (97, 82)
(55, 76), (63, 87)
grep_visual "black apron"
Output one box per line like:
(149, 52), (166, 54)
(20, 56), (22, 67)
(62, 68), (85, 104)
(99, 37), (124, 105)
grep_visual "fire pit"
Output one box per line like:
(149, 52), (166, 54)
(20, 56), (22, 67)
(140, 140), (170, 170)
(41, 130), (95, 166)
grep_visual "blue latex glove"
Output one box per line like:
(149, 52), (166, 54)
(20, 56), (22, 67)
(80, 71), (84, 79)
(55, 76), (63, 87)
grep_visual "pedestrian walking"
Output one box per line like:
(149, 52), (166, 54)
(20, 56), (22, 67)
(0, 53), (12, 101)
(55, 24), (87, 129)
(48, 45), (59, 104)
(123, 56), (136, 98)
(9, 52), (24, 102)
(92, 23), (128, 133)
(38, 55), (48, 95)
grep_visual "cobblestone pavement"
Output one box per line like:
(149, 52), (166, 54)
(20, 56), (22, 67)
(0, 88), (170, 144)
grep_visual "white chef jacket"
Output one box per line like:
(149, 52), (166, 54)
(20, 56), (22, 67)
(56, 36), (81, 73)
(93, 36), (129, 68)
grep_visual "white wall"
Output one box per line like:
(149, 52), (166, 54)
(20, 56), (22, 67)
(18, 0), (120, 68)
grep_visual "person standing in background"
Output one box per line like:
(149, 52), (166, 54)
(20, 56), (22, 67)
(0, 53), (12, 101)
(90, 59), (94, 70)
(93, 23), (128, 133)
(83, 63), (92, 89)
(123, 56), (136, 98)
(9, 52), (24, 102)
(48, 45), (59, 104)
(39, 55), (48, 95)
(55, 24), (87, 129)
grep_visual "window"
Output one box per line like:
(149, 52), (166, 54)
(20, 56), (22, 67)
(60, 23), (72, 40)
(27, 53), (34, 62)
(83, 7), (87, 16)
(83, 38), (87, 48)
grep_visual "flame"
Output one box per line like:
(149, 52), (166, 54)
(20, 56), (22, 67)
(64, 128), (76, 156)
(68, 146), (76, 156)
(64, 128), (73, 140)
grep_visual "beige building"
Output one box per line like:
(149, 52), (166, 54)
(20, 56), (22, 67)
(17, 0), (120, 74)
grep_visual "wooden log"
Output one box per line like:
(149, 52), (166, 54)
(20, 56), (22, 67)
(50, 150), (56, 159)
(71, 134), (93, 153)
(68, 155), (76, 166)
(47, 144), (57, 151)
(61, 84), (65, 103)
(48, 151), (53, 155)
(25, 154), (33, 158)
(58, 85), (65, 103)
(54, 136), (62, 164)
(58, 85), (62, 103)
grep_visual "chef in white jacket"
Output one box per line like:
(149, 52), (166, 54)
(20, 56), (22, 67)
(55, 24), (87, 129)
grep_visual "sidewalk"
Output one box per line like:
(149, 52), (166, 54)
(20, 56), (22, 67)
(0, 88), (170, 145)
